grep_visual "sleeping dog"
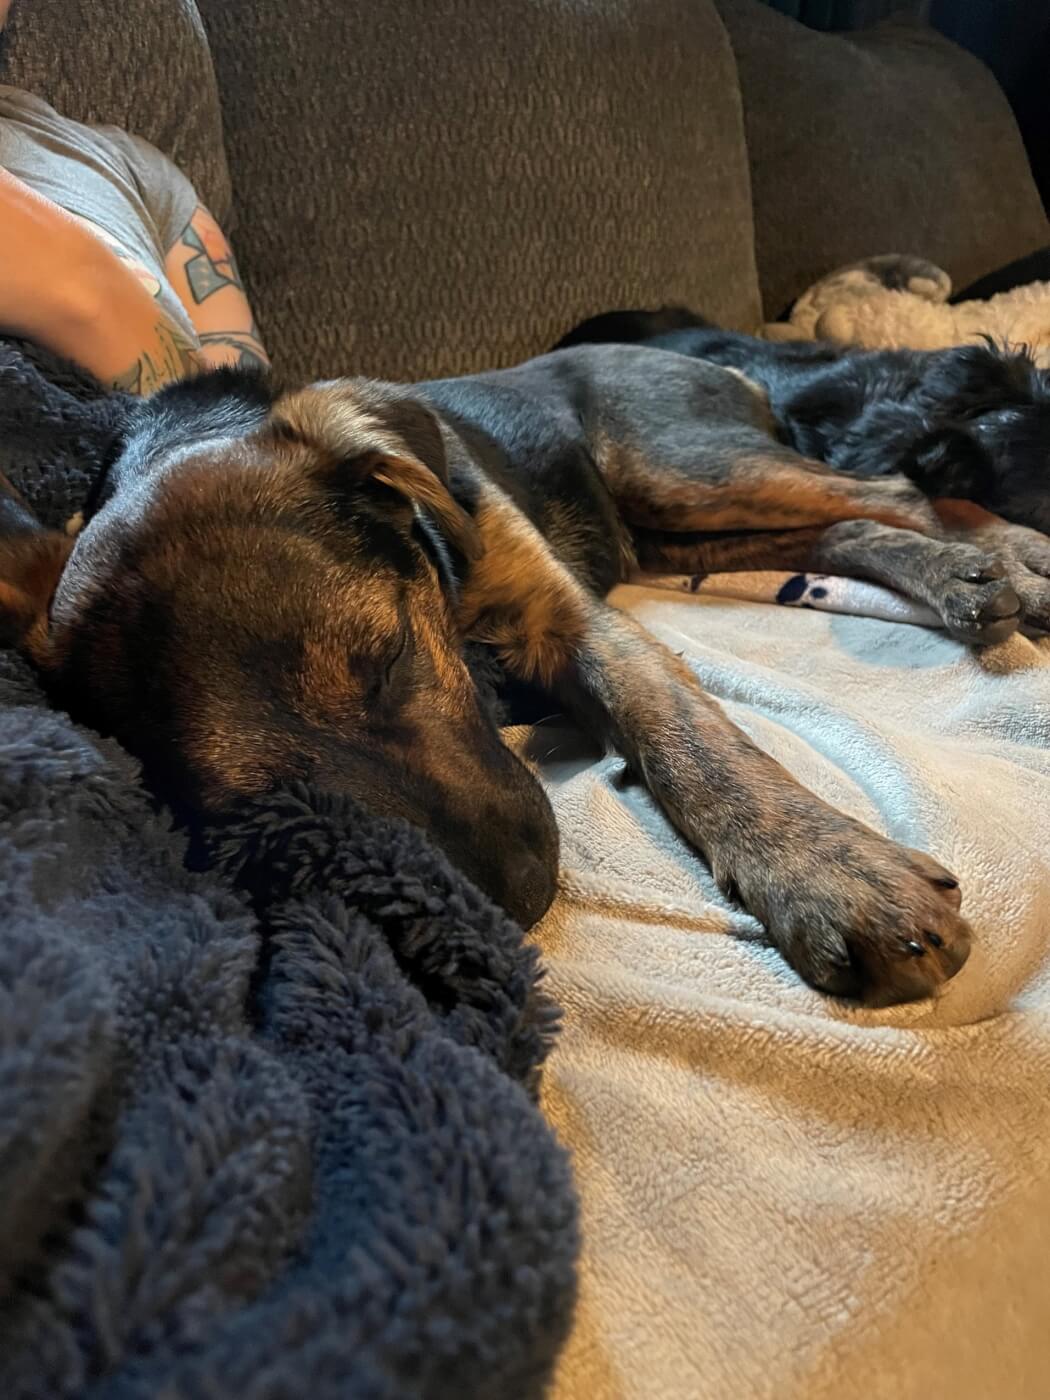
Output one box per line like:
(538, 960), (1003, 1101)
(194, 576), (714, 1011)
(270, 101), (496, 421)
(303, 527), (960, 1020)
(8, 339), (1046, 1005)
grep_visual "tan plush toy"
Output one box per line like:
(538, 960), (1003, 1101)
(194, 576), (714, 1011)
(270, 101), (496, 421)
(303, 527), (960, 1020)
(764, 254), (1050, 367)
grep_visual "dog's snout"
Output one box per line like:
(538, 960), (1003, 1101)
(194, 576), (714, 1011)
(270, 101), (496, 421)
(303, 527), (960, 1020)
(480, 800), (560, 930)
(511, 851), (559, 929)
(433, 752), (560, 930)
(327, 723), (560, 930)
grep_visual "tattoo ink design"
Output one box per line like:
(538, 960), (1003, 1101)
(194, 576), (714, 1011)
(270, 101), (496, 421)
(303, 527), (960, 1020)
(180, 206), (246, 304)
(112, 319), (200, 395)
(197, 329), (270, 372)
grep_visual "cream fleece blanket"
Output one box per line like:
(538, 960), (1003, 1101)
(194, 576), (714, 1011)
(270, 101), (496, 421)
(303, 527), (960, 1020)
(526, 584), (1050, 1399)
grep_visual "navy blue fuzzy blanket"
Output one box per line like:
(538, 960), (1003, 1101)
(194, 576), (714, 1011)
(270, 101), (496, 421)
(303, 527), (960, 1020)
(0, 343), (578, 1398)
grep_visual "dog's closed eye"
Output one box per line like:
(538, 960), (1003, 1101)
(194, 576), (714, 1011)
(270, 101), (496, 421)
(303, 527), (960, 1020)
(361, 627), (410, 704)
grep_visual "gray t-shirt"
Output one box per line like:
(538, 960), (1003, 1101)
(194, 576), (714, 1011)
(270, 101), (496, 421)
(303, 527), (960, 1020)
(0, 85), (200, 340)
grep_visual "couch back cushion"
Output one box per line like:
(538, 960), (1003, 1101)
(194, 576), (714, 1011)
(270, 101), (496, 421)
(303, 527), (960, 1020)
(194, 0), (760, 383)
(717, 0), (1049, 317)
(0, 0), (232, 224)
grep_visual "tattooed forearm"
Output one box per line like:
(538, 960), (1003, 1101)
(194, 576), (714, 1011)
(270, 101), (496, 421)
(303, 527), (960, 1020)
(165, 207), (266, 371)
(111, 319), (200, 395)
(180, 205), (246, 304)
(197, 329), (270, 371)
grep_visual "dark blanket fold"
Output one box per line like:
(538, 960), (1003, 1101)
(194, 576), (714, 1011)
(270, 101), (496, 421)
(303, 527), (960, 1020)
(0, 342), (578, 1399)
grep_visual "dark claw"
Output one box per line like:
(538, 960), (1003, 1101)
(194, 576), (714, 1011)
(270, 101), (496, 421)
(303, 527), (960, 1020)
(963, 561), (1005, 583)
(905, 939), (926, 957)
(983, 585), (1021, 620)
(925, 930), (945, 948)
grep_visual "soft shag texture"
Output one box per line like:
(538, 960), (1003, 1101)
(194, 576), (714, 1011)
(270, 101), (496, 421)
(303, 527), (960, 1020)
(765, 253), (1050, 368)
(0, 341), (578, 1399)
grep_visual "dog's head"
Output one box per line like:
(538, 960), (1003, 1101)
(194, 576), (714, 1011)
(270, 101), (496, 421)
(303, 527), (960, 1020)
(913, 343), (1050, 532)
(797, 343), (1050, 530)
(0, 368), (559, 928)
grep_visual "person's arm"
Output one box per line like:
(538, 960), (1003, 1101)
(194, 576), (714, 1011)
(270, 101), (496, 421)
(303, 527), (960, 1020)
(164, 204), (269, 371)
(0, 168), (200, 392)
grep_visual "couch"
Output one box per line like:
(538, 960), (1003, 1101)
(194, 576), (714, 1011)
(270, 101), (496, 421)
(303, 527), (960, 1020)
(3, 1), (1050, 1396)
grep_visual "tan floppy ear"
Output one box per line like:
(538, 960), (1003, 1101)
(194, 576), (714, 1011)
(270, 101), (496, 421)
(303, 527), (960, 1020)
(0, 478), (73, 665)
(272, 381), (482, 560)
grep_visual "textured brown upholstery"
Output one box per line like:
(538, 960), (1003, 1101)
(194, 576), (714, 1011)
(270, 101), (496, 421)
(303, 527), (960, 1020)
(717, 0), (1049, 317)
(194, 0), (762, 382)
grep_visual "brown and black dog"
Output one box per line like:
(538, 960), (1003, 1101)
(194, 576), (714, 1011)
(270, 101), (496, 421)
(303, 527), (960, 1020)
(6, 342), (1047, 1003)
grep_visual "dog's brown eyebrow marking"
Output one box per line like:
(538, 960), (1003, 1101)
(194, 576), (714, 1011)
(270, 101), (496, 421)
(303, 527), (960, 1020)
(294, 603), (405, 725)
(271, 384), (399, 463)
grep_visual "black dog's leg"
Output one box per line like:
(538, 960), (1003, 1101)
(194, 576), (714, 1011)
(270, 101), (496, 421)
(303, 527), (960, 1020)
(597, 390), (943, 537)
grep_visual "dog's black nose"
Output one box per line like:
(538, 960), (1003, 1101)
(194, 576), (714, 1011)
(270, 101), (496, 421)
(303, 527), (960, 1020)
(461, 792), (560, 930)
(501, 844), (559, 930)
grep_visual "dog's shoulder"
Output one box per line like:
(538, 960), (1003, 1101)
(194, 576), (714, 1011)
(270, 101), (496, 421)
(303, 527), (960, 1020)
(418, 357), (629, 594)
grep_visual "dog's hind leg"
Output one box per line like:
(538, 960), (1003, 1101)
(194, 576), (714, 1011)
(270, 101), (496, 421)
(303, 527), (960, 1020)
(589, 345), (942, 534)
(461, 481), (971, 1005)
(632, 526), (825, 576)
(606, 432), (942, 536)
(634, 519), (1025, 645)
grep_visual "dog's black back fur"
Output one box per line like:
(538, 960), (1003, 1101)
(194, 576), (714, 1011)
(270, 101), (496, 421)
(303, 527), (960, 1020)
(560, 308), (1050, 534)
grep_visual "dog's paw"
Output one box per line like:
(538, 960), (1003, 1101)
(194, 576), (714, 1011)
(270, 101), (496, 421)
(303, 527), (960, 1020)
(724, 818), (972, 1005)
(941, 515), (1050, 635)
(998, 530), (1050, 634)
(923, 544), (1021, 645)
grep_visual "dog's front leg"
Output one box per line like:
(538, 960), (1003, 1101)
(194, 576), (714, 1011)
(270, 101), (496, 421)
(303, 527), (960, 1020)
(553, 601), (972, 1003)
(460, 483), (971, 1003)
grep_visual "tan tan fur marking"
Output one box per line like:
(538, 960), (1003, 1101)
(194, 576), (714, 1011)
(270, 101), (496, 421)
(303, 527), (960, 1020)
(609, 452), (939, 534)
(272, 382), (480, 558)
(457, 480), (590, 685)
